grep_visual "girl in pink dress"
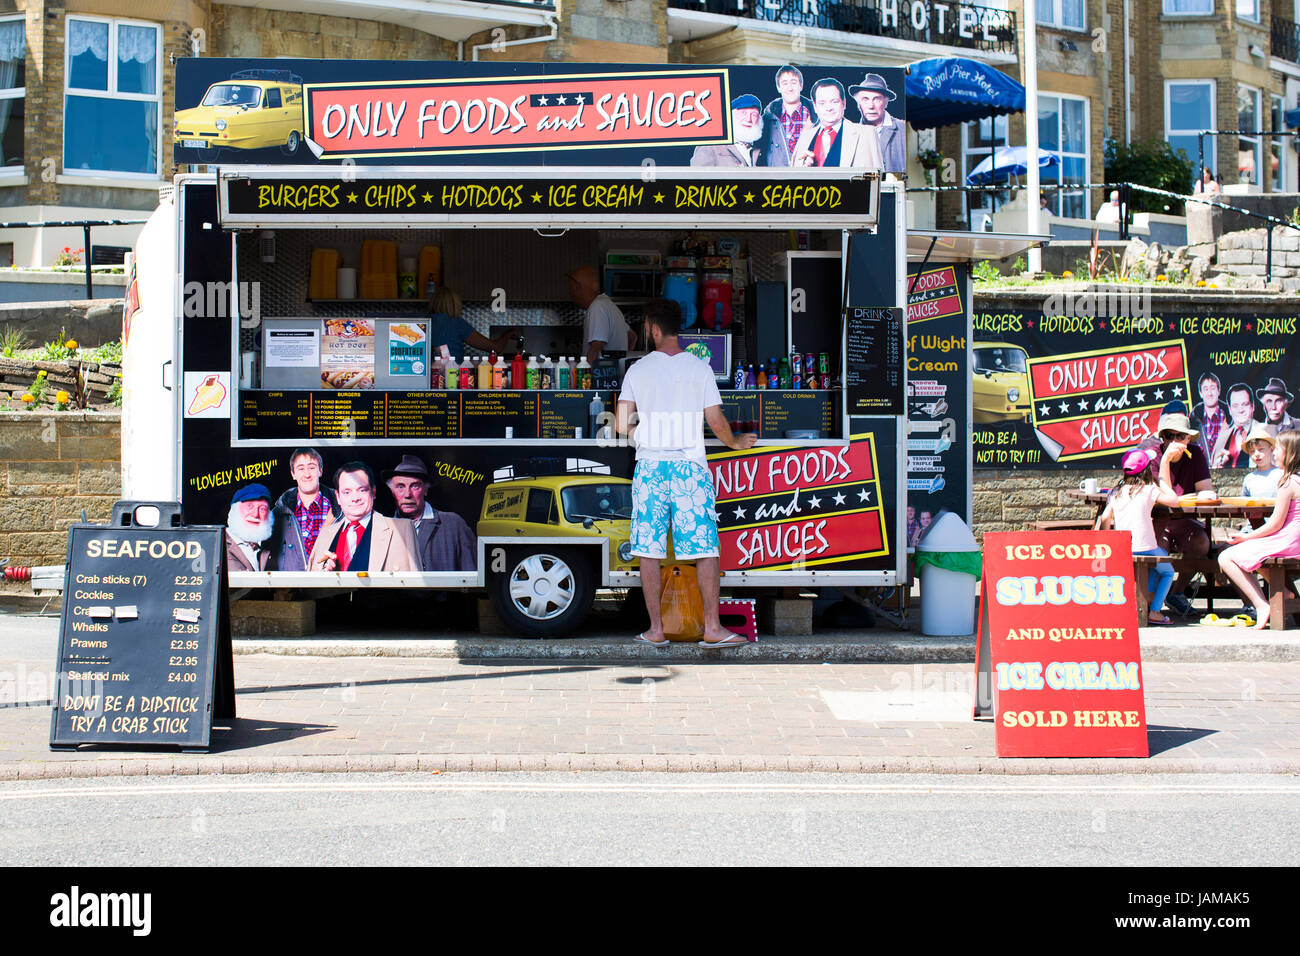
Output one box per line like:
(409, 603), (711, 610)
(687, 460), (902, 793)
(1218, 430), (1300, 629)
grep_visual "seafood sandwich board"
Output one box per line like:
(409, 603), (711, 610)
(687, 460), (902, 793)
(50, 502), (235, 752)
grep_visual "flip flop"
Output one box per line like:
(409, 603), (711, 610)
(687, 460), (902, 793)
(632, 632), (671, 647)
(698, 633), (749, 648)
(1197, 614), (1221, 626)
(1231, 614), (1257, 628)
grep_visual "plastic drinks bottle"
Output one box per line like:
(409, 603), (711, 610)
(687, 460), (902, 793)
(476, 355), (490, 390)
(526, 355), (540, 390)
(577, 356), (593, 389)
(557, 356), (571, 390)
(540, 355), (554, 389)
(512, 351), (525, 390)
(734, 364), (747, 390)
(493, 355), (505, 389)
(756, 365), (767, 389)
(745, 364), (756, 389)
(459, 357), (473, 390)
(778, 356), (790, 390)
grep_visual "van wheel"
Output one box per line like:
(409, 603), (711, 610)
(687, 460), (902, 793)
(283, 130), (301, 155)
(489, 547), (594, 637)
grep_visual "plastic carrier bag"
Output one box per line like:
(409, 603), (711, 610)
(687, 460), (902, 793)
(660, 564), (705, 639)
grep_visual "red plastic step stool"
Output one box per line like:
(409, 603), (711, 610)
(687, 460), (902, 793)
(719, 598), (758, 642)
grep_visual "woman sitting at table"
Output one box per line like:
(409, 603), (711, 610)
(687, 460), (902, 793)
(1134, 410), (1218, 616)
(1218, 430), (1300, 630)
(1098, 447), (1183, 625)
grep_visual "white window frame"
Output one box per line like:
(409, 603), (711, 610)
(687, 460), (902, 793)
(0, 13), (25, 179)
(1036, 0), (1087, 32)
(1271, 93), (1286, 192)
(1038, 92), (1090, 220)
(1165, 79), (1217, 175)
(1236, 0), (1260, 23)
(63, 15), (163, 181)
(1238, 84), (1262, 187)
(1162, 0), (1214, 15)
(961, 115), (1009, 229)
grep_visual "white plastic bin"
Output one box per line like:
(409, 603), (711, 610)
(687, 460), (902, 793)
(915, 511), (980, 636)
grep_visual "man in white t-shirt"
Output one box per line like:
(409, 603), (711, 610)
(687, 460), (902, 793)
(616, 299), (757, 648)
(568, 265), (632, 363)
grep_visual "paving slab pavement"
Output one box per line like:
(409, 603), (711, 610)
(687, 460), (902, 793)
(3, 607), (1299, 777)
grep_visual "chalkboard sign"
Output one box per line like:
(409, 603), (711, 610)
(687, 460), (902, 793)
(50, 501), (234, 752)
(845, 306), (904, 415)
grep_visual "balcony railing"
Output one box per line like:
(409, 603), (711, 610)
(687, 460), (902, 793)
(669, 0), (1017, 56)
(1273, 14), (1300, 63)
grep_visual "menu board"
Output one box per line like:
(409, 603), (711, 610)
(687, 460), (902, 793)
(718, 390), (834, 438)
(845, 306), (904, 414)
(239, 389), (593, 440)
(311, 390), (387, 438)
(539, 392), (592, 438)
(386, 391), (456, 438)
(460, 391), (539, 439)
(759, 391), (835, 438)
(50, 514), (233, 751)
(240, 391), (310, 439)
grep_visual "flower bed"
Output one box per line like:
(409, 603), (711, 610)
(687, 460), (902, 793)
(0, 356), (122, 410)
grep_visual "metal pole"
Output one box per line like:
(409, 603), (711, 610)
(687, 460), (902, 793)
(1024, 2), (1041, 269)
(1267, 224), (1274, 284)
(1119, 183), (1129, 242)
(83, 223), (92, 300)
(1198, 132), (1204, 183)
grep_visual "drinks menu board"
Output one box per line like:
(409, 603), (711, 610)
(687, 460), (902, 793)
(717, 390), (835, 439)
(239, 389), (595, 440)
(50, 510), (234, 751)
(845, 306), (904, 415)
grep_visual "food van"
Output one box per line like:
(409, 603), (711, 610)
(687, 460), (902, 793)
(118, 59), (913, 636)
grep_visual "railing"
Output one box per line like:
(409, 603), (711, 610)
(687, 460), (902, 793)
(474, 0), (556, 9)
(668, 0), (1017, 55)
(1272, 14), (1300, 63)
(0, 218), (147, 298)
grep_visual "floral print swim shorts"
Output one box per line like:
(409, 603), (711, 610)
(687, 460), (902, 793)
(629, 459), (720, 559)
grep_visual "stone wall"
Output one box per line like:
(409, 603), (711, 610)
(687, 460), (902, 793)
(0, 412), (120, 590)
(972, 467), (1249, 539)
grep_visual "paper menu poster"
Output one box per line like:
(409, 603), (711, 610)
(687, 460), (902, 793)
(388, 322), (428, 376)
(321, 318), (375, 389)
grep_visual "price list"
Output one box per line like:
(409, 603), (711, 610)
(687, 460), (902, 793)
(239, 390), (611, 440)
(539, 392), (591, 438)
(51, 522), (230, 751)
(760, 390), (835, 438)
(386, 391), (457, 438)
(311, 391), (386, 438)
(460, 391), (538, 438)
(240, 391), (309, 439)
(845, 306), (904, 415)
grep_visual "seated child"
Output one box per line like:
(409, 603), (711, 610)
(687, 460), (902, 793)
(1241, 423), (1281, 499)
(1098, 446), (1183, 624)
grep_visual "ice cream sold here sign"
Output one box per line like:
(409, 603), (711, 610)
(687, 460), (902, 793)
(975, 531), (1148, 758)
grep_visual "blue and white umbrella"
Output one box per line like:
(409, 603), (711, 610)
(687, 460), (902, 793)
(965, 146), (1061, 186)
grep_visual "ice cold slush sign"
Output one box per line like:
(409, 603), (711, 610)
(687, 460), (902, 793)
(976, 531), (1148, 758)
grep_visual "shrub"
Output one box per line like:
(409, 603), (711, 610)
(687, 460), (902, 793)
(1104, 138), (1195, 215)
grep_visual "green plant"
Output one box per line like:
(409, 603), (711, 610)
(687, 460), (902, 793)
(972, 259), (1000, 282)
(1012, 255), (1027, 274)
(0, 324), (28, 357)
(107, 375), (122, 406)
(40, 327), (72, 362)
(90, 338), (123, 364)
(27, 368), (48, 404)
(1104, 138), (1194, 215)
